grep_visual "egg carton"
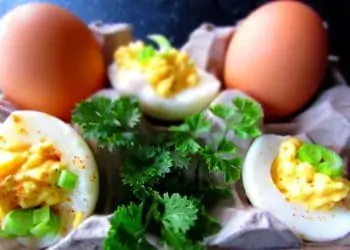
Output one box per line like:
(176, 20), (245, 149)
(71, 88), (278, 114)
(1, 21), (350, 250)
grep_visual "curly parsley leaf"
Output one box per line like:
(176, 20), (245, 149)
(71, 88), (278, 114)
(169, 113), (211, 155)
(72, 96), (141, 150)
(170, 113), (211, 137)
(72, 95), (264, 250)
(171, 151), (191, 169)
(209, 103), (235, 120)
(201, 147), (242, 183)
(217, 138), (237, 154)
(231, 97), (263, 139)
(172, 134), (201, 154)
(103, 203), (154, 250)
(121, 146), (173, 188)
(233, 97), (262, 121)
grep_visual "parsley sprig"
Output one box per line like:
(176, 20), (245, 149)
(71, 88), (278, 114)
(72, 95), (262, 250)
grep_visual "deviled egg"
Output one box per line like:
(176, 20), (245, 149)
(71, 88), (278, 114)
(0, 111), (99, 248)
(242, 134), (350, 242)
(108, 34), (221, 121)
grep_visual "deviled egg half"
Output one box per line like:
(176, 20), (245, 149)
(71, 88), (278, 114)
(108, 34), (221, 121)
(242, 134), (350, 242)
(0, 111), (99, 248)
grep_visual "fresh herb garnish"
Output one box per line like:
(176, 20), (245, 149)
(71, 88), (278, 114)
(148, 34), (172, 53)
(137, 34), (173, 63)
(297, 143), (344, 178)
(72, 95), (262, 250)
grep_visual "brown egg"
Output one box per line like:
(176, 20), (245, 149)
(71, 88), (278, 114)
(224, 0), (328, 120)
(0, 3), (105, 121)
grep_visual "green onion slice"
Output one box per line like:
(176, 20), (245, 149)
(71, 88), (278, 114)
(33, 206), (51, 225)
(297, 143), (322, 165)
(148, 34), (172, 53)
(316, 147), (343, 178)
(30, 211), (60, 238)
(297, 143), (343, 178)
(1, 207), (61, 238)
(137, 45), (156, 62)
(2, 209), (34, 236)
(0, 229), (13, 238)
(57, 170), (78, 190)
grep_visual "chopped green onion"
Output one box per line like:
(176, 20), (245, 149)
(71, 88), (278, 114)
(57, 170), (78, 190)
(1, 207), (61, 238)
(148, 34), (172, 53)
(30, 221), (52, 238)
(48, 212), (60, 235)
(2, 209), (34, 236)
(297, 143), (322, 165)
(30, 211), (60, 238)
(33, 206), (51, 225)
(0, 229), (13, 238)
(137, 45), (156, 62)
(297, 143), (343, 178)
(316, 148), (343, 178)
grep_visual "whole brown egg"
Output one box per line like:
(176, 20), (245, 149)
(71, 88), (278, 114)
(224, 1), (328, 120)
(0, 3), (105, 121)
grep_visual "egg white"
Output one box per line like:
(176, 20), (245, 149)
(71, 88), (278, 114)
(108, 63), (221, 121)
(0, 111), (99, 249)
(242, 134), (350, 242)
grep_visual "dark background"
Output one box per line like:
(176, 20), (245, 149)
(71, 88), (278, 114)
(1, 0), (350, 82)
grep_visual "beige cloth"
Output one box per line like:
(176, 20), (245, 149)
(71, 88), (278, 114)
(1, 23), (350, 250)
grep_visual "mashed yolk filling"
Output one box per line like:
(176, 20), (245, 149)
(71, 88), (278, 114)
(271, 138), (350, 211)
(0, 140), (66, 221)
(114, 41), (199, 97)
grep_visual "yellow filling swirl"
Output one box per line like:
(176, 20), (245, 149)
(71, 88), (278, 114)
(271, 138), (350, 211)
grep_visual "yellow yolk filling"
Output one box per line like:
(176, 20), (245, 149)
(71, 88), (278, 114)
(0, 140), (66, 221)
(271, 138), (350, 211)
(114, 41), (199, 97)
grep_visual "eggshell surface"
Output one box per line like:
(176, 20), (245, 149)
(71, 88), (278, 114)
(224, 1), (328, 119)
(242, 134), (350, 242)
(0, 110), (99, 248)
(0, 3), (105, 121)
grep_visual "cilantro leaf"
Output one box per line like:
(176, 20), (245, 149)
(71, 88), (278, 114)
(171, 151), (191, 169)
(72, 95), (263, 250)
(162, 193), (198, 234)
(234, 125), (262, 139)
(173, 135), (201, 154)
(231, 97), (263, 139)
(103, 203), (154, 250)
(72, 96), (141, 150)
(217, 138), (237, 154)
(201, 147), (242, 183)
(162, 228), (205, 250)
(233, 97), (262, 121)
(170, 113), (211, 137)
(209, 103), (235, 120)
(185, 113), (212, 136)
(169, 113), (211, 155)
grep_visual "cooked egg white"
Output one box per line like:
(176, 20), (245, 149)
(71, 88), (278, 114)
(108, 41), (221, 121)
(0, 111), (99, 248)
(242, 134), (350, 242)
